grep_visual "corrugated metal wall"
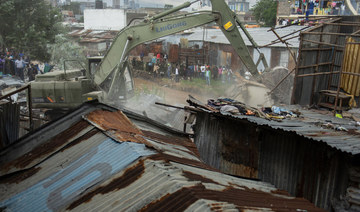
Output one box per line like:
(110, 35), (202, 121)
(0, 102), (20, 149)
(193, 111), (350, 210)
(193, 112), (259, 178)
(293, 16), (360, 106)
(257, 128), (349, 210)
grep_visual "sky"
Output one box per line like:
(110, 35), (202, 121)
(64, 0), (258, 9)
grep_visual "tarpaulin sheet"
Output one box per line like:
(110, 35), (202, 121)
(341, 37), (360, 96)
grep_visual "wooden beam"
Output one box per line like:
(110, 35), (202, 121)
(302, 31), (360, 37)
(302, 39), (344, 48)
(297, 62), (333, 69)
(296, 71), (340, 78)
(323, 22), (360, 26)
(342, 72), (360, 76)
(301, 47), (333, 51)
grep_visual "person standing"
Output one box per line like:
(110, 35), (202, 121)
(205, 67), (211, 85)
(200, 64), (206, 79)
(227, 67), (233, 82)
(341, 4), (345, 15)
(15, 57), (26, 81)
(140, 51), (144, 61)
(0, 55), (5, 74)
(167, 63), (172, 79)
(175, 65), (179, 82)
(156, 53), (161, 63)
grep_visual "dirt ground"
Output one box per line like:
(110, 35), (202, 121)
(133, 77), (215, 106)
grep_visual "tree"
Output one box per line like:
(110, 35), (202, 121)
(0, 0), (63, 61)
(48, 34), (86, 70)
(251, 0), (277, 27)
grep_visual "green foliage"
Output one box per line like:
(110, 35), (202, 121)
(251, 0), (278, 27)
(48, 34), (86, 70)
(0, 0), (63, 61)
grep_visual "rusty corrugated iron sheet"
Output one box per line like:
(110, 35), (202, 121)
(0, 102), (324, 211)
(63, 158), (324, 212)
(0, 120), (95, 176)
(84, 109), (149, 145)
(0, 102), (20, 149)
(188, 101), (358, 210)
(188, 98), (360, 155)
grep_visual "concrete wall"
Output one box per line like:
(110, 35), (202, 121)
(84, 9), (126, 30)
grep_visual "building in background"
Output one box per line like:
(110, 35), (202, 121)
(113, 0), (120, 8)
(84, 9), (126, 30)
(228, 0), (250, 14)
(276, 0), (359, 24)
(95, 0), (103, 9)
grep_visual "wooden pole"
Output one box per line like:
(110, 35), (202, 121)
(297, 62), (333, 69)
(302, 31), (360, 37)
(327, 26), (341, 91)
(260, 35), (299, 48)
(334, 37), (348, 115)
(323, 22), (360, 26)
(297, 71), (340, 77)
(268, 68), (296, 94)
(310, 27), (324, 105)
(291, 33), (304, 104)
(301, 47), (333, 51)
(302, 39), (344, 48)
(270, 28), (297, 63)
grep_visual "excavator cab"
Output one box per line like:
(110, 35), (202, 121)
(83, 59), (135, 105)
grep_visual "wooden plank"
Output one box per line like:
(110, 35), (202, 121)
(297, 71), (340, 77)
(302, 39), (344, 48)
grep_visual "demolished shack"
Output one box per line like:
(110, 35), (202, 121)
(0, 101), (323, 211)
(187, 96), (360, 211)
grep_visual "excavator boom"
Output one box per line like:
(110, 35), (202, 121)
(94, 0), (263, 94)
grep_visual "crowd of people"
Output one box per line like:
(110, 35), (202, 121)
(0, 49), (52, 82)
(133, 52), (234, 86)
(290, 0), (347, 16)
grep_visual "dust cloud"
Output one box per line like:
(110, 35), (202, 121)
(109, 69), (286, 132)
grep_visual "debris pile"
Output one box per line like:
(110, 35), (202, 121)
(187, 96), (300, 121)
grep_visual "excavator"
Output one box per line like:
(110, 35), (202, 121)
(30, 0), (268, 112)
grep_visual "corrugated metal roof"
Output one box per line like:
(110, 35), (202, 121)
(188, 99), (360, 155)
(69, 29), (115, 43)
(187, 26), (307, 48)
(66, 159), (324, 212)
(0, 134), (154, 211)
(0, 101), (324, 211)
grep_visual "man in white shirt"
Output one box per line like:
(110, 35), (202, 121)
(200, 65), (206, 79)
(175, 65), (179, 82)
(15, 57), (26, 81)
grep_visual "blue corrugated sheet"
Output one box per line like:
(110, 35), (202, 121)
(0, 140), (154, 212)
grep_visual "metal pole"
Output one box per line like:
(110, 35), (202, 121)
(0, 85), (30, 100)
(334, 37), (348, 115)
(202, 26), (206, 64)
(270, 28), (297, 63)
(268, 68), (296, 94)
(28, 84), (33, 131)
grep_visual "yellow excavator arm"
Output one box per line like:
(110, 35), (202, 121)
(93, 0), (266, 96)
